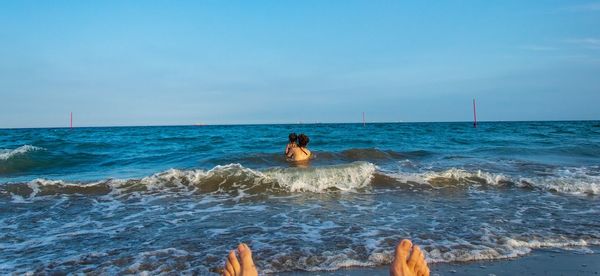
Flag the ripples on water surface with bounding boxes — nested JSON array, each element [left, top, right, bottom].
[[1, 121, 600, 274]]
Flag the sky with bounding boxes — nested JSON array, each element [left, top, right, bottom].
[[1, 1, 599, 128]]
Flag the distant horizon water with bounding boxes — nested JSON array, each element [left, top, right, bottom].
[[2, 118, 600, 130]]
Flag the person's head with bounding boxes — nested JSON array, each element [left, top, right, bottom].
[[297, 134, 309, 147], [288, 133, 297, 143]]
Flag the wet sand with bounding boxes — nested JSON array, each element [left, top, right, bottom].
[[278, 247, 600, 275]]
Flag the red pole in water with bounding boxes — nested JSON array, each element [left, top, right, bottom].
[[473, 98, 477, 128], [362, 112, 365, 127], [70, 112, 73, 129]]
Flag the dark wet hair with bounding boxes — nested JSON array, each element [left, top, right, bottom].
[[297, 134, 309, 147], [288, 133, 297, 143]]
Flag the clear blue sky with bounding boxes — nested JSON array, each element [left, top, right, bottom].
[[1, 1, 599, 128]]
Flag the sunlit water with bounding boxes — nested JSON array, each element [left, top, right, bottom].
[[1, 121, 600, 274]]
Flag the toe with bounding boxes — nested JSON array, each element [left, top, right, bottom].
[[391, 239, 413, 276], [238, 243, 255, 266], [395, 239, 413, 261], [422, 265, 430, 276], [416, 265, 424, 276], [407, 245, 423, 270], [416, 257, 429, 276], [225, 258, 234, 276], [228, 250, 240, 274], [238, 243, 258, 275]]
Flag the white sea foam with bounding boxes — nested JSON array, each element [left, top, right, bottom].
[[424, 168, 511, 186], [265, 162, 376, 192], [386, 168, 512, 187], [134, 162, 376, 193], [519, 167, 600, 195], [125, 248, 194, 274], [6, 164, 599, 200], [0, 145, 43, 160], [4, 162, 377, 200], [426, 237, 600, 264], [385, 166, 600, 195]]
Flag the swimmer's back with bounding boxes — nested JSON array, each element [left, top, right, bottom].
[[289, 147, 311, 161]]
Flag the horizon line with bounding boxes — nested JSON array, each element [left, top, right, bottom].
[[1, 119, 599, 130]]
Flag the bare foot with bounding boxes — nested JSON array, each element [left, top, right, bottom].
[[223, 243, 258, 276], [390, 239, 430, 276]]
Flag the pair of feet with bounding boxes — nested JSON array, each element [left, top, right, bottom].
[[223, 239, 430, 276]]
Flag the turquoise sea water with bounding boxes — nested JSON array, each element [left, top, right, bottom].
[[1, 121, 599, 274]]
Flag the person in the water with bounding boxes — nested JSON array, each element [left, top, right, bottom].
[[222, 239, 430, 276], [284, 132, 297, 156], [286, 133, 311, 161]]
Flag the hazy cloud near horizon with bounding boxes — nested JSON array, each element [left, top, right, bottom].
[[1, 1, 599, 128]]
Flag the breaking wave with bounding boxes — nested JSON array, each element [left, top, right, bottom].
[[2, 164, 599, 200], [385, 167, 600, 196], [386, 168, 513, 187], [266, 162, 376, 192], [518, 167, 600, 196], [0, 145, 107, 176], [1, 162, 377, 199], [0, 145, 44, 160]]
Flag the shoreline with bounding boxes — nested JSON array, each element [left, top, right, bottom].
[[277, 247, 600, 275]]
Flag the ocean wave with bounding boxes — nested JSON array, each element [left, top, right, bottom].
[[518, 167, 600, 196], [424, 237, 600, 264], [386, 167, 600, 196], [266, 162, 376, 192], [0, 147, 107, 176], [385, 168, 513, 187], [2, 164, 599, 200], [1, 162, 377, 199], [0, 145, 44, 160]]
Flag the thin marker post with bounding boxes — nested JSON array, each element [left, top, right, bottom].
[[362, 112, 365, 127], [473, 99, 477, 128]]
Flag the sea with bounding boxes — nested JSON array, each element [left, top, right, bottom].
[[1, 121, 599, 274]]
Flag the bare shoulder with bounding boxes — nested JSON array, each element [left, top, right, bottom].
[[289, 146, 302, 155]]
